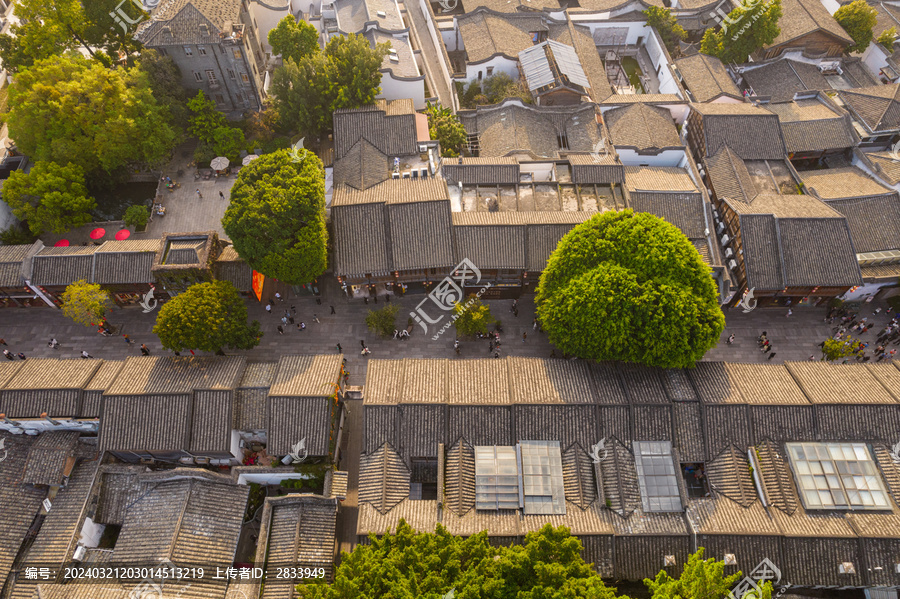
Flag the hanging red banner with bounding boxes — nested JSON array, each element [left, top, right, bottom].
[[252, 270, 265, 301]]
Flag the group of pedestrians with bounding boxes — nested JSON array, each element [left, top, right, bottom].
[[828, 305, 899, 362]]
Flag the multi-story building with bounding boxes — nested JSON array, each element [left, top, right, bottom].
[[136, 0, 267, 114]]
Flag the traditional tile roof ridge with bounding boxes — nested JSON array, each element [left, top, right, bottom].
[[864, 151, 900, 185], [332, 178, 449, 206], [623, 166, 699, 193], [691, 102, 762, 115], [800, 166, 894, 200], [444, 439, 476, 516], [704, 445, 757, 507], [599, 94, 686, 104], [562, 444, 597, 511], [451, 211, 595, 225], [2, 358, 101, 390], [358, 443, 410, 515], [839, 83, 900, 132], [604, 104, 682, 150], [103, 356, 246, 395], [673, 53, 742, 102], [726, 192, 843, 218], [267, 354, 343, 397], [742, 59, 829, 103], [783, 361, 899, 404], [695, 104, 788, 160], [95, 239, 161, 253], [768, 0, 853, 48], [21, 431, 82, 487], [706, 145, 757, 203]]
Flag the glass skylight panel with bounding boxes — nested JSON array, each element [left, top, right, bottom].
[[786, 442, 890, 511], [520, 440, 566, 515], [475, 446, 520, 510], [633, 441, 683, 513]]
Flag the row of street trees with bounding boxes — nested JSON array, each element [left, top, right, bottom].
[[298, 521, 775, 599]]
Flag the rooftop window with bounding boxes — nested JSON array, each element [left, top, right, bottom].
[[634, 441, 683, 512], [474, 441, 566, 515], [786, 442, 889, 510]]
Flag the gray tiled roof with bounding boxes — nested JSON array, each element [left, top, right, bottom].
[[358, 443, 410, 514], [839, 83, 900, 133], [0, 359, 102, 418], [766, 98, 857, 154], [334, 0, 404, 33], [864, 151, 900, 185], [332, 200, 391, 276], [333, 102, 420, 161], [458, 102, 602, 159], [453, 218, 526, 269], [268, 355, 343, 397], [693, 104, 787, 159], [777, 218, 862, 287], [768, 0, 853, 49], [826, 194, 900, 253], [785, 362, 899, 404], [742, 59, 829, 103], [103, 356, 245, 395], [457, 10, 545, 62], [31, 246, 96, 287], [138, 0, 240, 45], [605, 104, 682, 150], [367, 30, 420, 80], [0, 244, 33, 288], [387, 200, 454, 270], [22, 431, 80, 486], [93, 240, 159, 285], [442, 157, 520, 185], [112, 473, 248, 564], [333, 138, 390, 190], [673, 54, 742, 102], [801, 166, 893, 200], [214, 245, 252, 292], [256, 495, 339, 591], [706, 146, 757, 203], [740, 214, 785, 291], [628, 192, 706, 239]]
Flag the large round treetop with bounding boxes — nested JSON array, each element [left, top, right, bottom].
[[535, 210, 724, 369], [222, 149, 327, 285]]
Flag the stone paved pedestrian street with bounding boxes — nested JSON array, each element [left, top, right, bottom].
[[0, 278, 893, 385]]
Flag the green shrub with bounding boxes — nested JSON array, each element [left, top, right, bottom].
[[123, 204, 150, 230]]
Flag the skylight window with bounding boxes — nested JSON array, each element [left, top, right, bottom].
[[474, 441, 566, 514], [786, 442, 890, 510], [475, 446, 520, 510], [520, 441, 565, 515], [634, 441, 683, 512]]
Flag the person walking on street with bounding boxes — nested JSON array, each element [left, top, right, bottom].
[[16, 352, 25, 360], [123, 334, 132, 345], [275, 292, 282, 302], [0, 339, 6, 346], [49, 338, 59, 350], [2, 349, 12, 360], [361, 340, 366, 349], [361, 346, 371, 356], [767, 352, 777, 360], [336, 343, 343, 353], [281, 315, 288, 325], [330, 305, 336, 315], [265, 304, 272, 314], [786, 309, 793, 317], [533, 319, 538, 331], [219, 191, 225, 200], [523, 331, 527, 343], [313, 314, 320, 323], [298, 322, 306, 330], [727, 334, 735, 344], [140, 344, 150, 356], [196, 189, 202, 199], [277, 325, 284, 335], [81, 351, 93, 359]]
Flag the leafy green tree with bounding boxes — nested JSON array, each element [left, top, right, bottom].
[[2, 161, 95, 235], [211, 126, 247, 162], [268, 16, 320, 64], [222, 149, 328, 285], [138, 50, 191, 131], [0, 20, 72, 75], [0, 225, 37, 246], [426, 102, 467, 157], [453, 295, 495, 337], [3, 55, 176, 176], [877, 26, 898, 48], [153, 281, 262, 354], [61, 280, 113, 327], [835, 0, 879, 52], [188, 90, 228, 144], [269, 34, 388, 140], [299, 521, 624, 599], [535, 210, 724, 369], [643, 7, 688, 57], [700, 0, 782, 64], [481, 72, 531, 105], [365, 304, 400, 338], [822, 335, 859, 362], [123, 205, 150, 230], [645, 548, 773, 599]]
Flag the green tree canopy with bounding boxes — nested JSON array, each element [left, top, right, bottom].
[[643, 7, 687, 57], [153, 281, 262, 354], [365, 304, 400, 338], [0, 0, 145, 73], [822, 335, 860, 361], [877, 26, 898, 48], [299, 521, 624, 599], [138, 50, 191, 132], [700, 0, 782, 64], [535, 210, 724, 369], [645, 548, 773, 599], [835, 0, 879, 52], [3, 55, 176, 176], [453, 295, 496, 337], [426, 102, 467, 157], [222, 149, 328, 285], [2, 161, 95, 235], [270, 34, 388, 140], [61, 280, 113, 327], [123, 204, 150, 230], [268, 16, 320, 64], [188, 90, 229, 144]]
